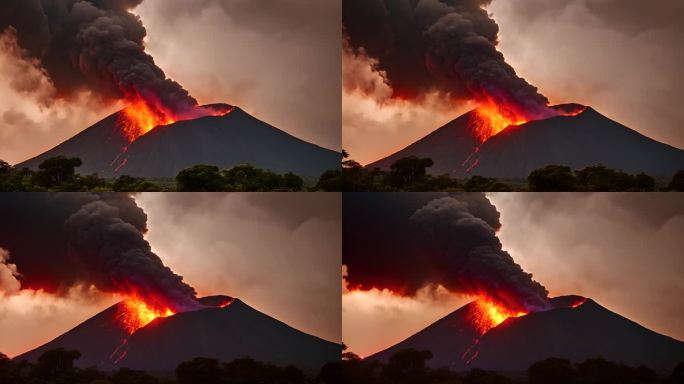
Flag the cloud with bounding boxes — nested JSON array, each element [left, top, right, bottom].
[[0, 248, 20, 296], [136, 193, 341, 344]]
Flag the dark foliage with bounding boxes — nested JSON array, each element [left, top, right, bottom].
[[340, 151, 680, 191], [0, 348, 322, 384], [340, 348, 680, 384], [0, 157, 337, 191]]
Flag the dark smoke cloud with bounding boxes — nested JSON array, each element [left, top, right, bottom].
[[343, 193, 550, 312], [0, 193, 199, 312], [0, 0, 199, 116], [343, 0, 555, 119]]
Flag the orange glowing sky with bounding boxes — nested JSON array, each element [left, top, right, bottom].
[[0, 193, 341, 357], [342, 193, 684, 357], [0, 0, 340, 165], [342, 0, 684, 165]]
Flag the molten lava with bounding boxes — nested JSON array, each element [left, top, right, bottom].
[[469, 298, 527, 335], [569, 297, 588, 308], [116, 297, 174, 335], [470, 103, 528, 143], [118, 98, 235, 143], [469, 102, 588, 143], [120, 100, 176, 142]]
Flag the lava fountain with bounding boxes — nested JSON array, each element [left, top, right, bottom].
[[468, 298, 528, 335], [469, 101, 588, 143], [118, 97, 235, 143], [116, 296, 175, 335]]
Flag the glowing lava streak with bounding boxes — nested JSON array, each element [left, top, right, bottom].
[[469, 298, 527, 335], [469, 102, 588, 143], [469, 102, 528, 143], [120, 100, 176, 143], [116, 297, 174, 335]]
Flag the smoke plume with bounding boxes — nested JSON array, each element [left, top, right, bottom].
[[0, 193, 200, 312], [342, 0, 556, 119], [0, 0, 201, 118], [343, 193, 550, 313]]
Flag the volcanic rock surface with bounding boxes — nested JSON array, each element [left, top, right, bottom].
[[368, 105, 684, 178], [15, 295, 340, 373], [18, 105, 340, 178], [367, 296, 684, 372]]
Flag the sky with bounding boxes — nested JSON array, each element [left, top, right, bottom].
[[0, 192, 341, 358], [342, 193, 684, 357], [0, 0, 341, 165], [342, 0, 684, 165]]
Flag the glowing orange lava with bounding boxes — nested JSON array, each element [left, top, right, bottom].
[[116, 297, 174, 335], [469, 102, 588, 143], [120, 100, 176, 143], [470, 103, 528, 143], [469, 298, 527, 335], [569, 297, 588, 308]]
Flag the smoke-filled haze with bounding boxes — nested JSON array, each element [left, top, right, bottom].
[[0, 0, 340, 164], [0, 193, 341, 357], [343, 193, 684, 357], [343, 0, 684, 165]]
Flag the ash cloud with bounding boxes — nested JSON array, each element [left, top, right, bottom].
[[0, 193, 199, 312], [343, 193, 550, 312], [343, 0, 555, 118], [0, 0, 198, 116]]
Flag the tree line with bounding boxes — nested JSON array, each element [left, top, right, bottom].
[[341, 347, 684, 384], [0, 156, 342, 192], [0, 348, 340, 384], [341, 152, 684, 192]]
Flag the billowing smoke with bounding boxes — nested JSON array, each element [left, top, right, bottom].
[[343, 193, 550, 313], [0, 193, 200, 312], [342, 0, 556, 120], [0, 0, 202, 119]]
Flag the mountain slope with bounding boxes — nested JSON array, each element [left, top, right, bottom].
[[367, 105, 684, 178], [18, 106, 340, 178], [367, 296, 684, 372], [15, 296, 340, 372]]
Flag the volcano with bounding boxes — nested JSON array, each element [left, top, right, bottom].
[[15, 295, 340, 373], [17, 105, 340, 178], [367, 296, 684, 372], [368, 105, 684, 178]]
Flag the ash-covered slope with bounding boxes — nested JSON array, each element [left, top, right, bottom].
[[16, 296, 340, 372], [18, 105, 340, 178], [367, 296, 684, 372], [367, 105, 684, 178]]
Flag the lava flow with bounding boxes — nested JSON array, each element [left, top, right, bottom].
[[116, 297, 175, 335], [469, 102, 588, 143], [468, 298, 527, 336], [119, 99, 234, 143]]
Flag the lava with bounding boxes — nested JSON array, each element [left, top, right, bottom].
[[120, 100, 176, 143], [116, 297, 175, 335], [469, 298, 527, 335], [118, 99, 235, 143], [469, 102, 588, 143], [469, 102, 529, 143], [569, 297, 588, 308]]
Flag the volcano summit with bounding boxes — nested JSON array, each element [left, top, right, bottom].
[[16, 295, 340, 373], [18, 104, 340, 179], [368, 295, 684, 372], [368, 104, 684, 178]]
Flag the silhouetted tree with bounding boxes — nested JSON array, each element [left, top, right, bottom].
[[176, 357, 223, 384], [34, 348, 81, 381], [315, 169, 342, 191], [176, 164, 225, 191], [385, 156, 434, 189], [669, 170, 684, 191], [464, 176, 512, 192], [575, 165, 634, 191], [528, 165, 578, 191], [0, 160, 10, 174], [528, 358, 577, 384], [634, 172, 656, 191], [33, 156, 82, 188]]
